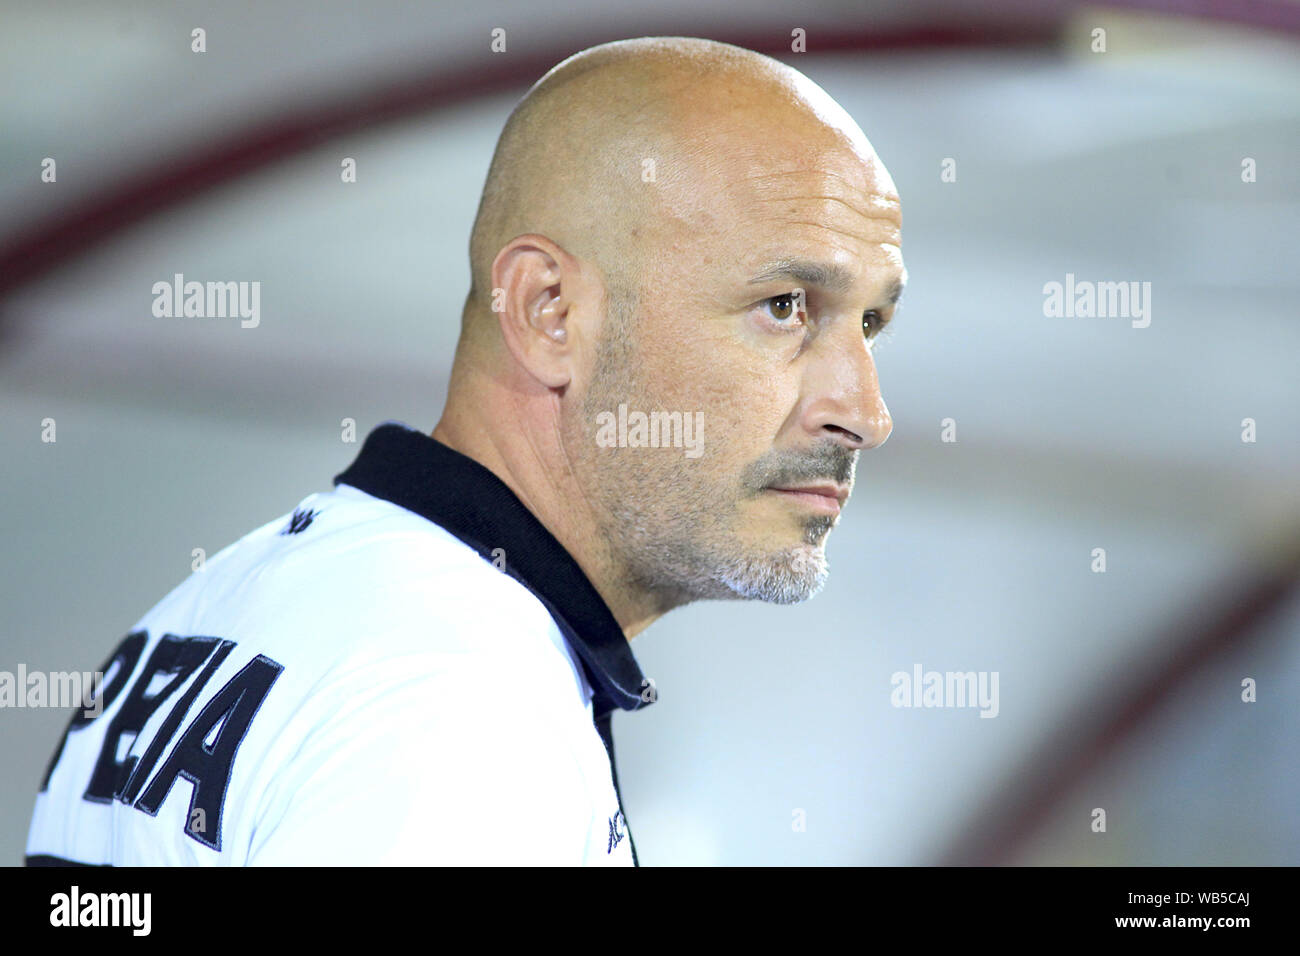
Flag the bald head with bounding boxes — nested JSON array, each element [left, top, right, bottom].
[[462, 36, 892, 335]]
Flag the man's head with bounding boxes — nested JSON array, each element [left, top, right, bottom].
[[439, 37, 904, 629]]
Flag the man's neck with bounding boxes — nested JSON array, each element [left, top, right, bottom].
[[431, 409, 666, 640]]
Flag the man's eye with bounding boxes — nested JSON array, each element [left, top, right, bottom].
[[863, 310, 885, 339], [764, 293, 802, 323]]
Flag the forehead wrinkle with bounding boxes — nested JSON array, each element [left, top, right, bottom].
[[743, 165, 891, 198], [751, 192, 894, 223], [740, 157, 896, 200], [736, 175, 901, 232], [756, 217, 901, 247]]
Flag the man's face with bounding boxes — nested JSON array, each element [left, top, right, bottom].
[[572, 110, 904, 608]]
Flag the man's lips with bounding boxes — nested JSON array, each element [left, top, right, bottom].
[[765, 484, 848, 516]]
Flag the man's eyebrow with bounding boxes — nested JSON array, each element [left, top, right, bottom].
[[746, 258, 855, 294], [747, 258, 907, 307], [885, 275, 906, 306]]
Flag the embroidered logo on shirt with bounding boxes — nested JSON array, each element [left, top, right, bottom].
[[280, 508, 317, 535], [607, 810, 626, 853]]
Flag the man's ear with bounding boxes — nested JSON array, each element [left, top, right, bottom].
[[490, 234, 588, 390]]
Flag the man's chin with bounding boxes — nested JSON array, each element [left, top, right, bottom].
[[712, 541, 829, 604]]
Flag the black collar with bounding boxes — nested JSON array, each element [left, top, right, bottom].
[[333, 422, 651, 717]]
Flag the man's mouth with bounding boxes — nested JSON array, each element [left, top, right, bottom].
[[765, 483, 847, 516]]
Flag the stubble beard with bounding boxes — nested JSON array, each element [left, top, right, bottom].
[[575, 292, 846, 608]]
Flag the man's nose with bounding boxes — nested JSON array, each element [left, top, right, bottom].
[[800, 323, 893, 450]]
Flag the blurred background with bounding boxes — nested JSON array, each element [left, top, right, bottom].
[[2, 0, 1298, 866]]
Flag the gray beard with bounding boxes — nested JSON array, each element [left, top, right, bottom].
[[712, 537, 832, 604], [600, 487, 835, 607], [578, 287, 848, 608]]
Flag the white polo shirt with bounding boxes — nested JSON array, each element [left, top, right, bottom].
[[27, 422, 652, 866]]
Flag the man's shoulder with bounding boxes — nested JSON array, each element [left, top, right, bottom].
[[135, 482, 585, 687], [113, 486, 598, 749]]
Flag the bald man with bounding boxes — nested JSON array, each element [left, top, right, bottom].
[[27, 37, 903, 867]]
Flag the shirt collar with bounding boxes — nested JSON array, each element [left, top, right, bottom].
[[333, 421, 652, 717]]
